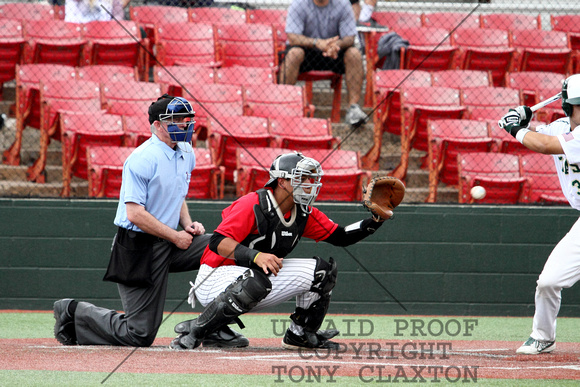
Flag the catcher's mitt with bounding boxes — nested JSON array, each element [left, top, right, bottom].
[[362, 176, 405, 221]]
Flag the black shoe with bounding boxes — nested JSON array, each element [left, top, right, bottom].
[[282, 329, 340, 350], [202, 326, 249, 348], [169, 333, 202, 350], [316, 329, 340, 340], [53, 299, 77, 346]]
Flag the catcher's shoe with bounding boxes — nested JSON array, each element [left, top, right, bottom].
[[174, 319, 249, 348], [316, 329, 340, 340], [202, 326, 249, 348], [516, 337, 556, 355], [282, 329, 340, 350], [53, 299, 77, 346], [169, 332, 202, 350]]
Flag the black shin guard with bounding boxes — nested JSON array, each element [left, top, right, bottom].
[[172, 269, 271, 349]]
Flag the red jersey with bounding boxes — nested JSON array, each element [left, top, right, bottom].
[[201, 191, 339, 268]]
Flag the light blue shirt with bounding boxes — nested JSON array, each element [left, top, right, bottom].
[[114, 135, 196, 232], [285, 0, 357, 40]]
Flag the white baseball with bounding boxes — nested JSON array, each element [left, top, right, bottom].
[[471, 186, 486, 200]]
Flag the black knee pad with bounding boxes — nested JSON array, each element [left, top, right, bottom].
[[310, 256, 338, 295], [225, 268, 272, 313]]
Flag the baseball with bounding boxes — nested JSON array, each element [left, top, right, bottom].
[[471, 186, 486, 200]]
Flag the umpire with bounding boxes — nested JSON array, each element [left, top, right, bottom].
[[52, 95, 231, 347]]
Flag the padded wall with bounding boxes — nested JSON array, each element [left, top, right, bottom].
[[0, 199, 578, 316]]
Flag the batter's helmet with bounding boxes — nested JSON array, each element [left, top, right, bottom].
[[148, 94, 196, 143], [265, 152, 323, 213], [562, 74, 580, 117]]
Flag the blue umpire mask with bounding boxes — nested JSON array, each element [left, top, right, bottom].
[[158, 97, 196, 143]]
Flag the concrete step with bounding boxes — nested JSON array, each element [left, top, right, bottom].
[[0, 164, 63, 182], [0, 179, 88, 197]]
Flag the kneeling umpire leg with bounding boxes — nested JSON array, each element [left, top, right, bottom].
[[171, 269, 271, 350], [290, 257, 338, 346]]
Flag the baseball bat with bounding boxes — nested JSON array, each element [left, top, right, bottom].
[[530, 92, 562, 112]]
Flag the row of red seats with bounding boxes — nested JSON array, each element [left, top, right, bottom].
[[1, 64, 329, 191], [458, 152, 566, 205], [363, 26, 576, 106], [88, 143, 368, 203], [364, 69, 566, 174], [425, 119, 553, 203]]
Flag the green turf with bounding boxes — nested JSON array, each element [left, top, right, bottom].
[[2, 312, 579, 343], [0, 370, 578, 386]]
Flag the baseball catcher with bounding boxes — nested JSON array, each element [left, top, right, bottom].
[[170, 152, 399, 350]]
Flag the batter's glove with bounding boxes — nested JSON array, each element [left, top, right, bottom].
[[362, 176, 405, 221], [498, 106, 533, 137]]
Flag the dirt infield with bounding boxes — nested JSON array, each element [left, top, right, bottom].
[[2, 338, 579, 382]]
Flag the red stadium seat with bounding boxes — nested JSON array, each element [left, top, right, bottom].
[[60, 112, 124, 196], [121, 113, 151, 147], [451, 28, 514, 86], [363, 69, 432, 170], [188, 6, 246, 24], [426, 119, 494, 202], [81, 20, 149, 80], [244, 83, 314, 118], [87, 145, 135, 198], [215, 65, 275, 86], [153, 64, 215, 96], [207, 115, 271, 182], [22, 19, 86, 66], [480, 13, 541, 31], [0, 19, 25, 100], [551, 15, 580, 72], [520, 153, 567, 204], [510, 29, 572, 74], [504, 71, 564, 107], [155, 22, 220, 67], [397, 27, 457, 71], [421, 12, 481, 31], [129, 5, 188, 52], [458, 152, 527, 204], [76, 64, 139, 83], [3, 64, 76, 165], [246, 8, 287, 52], [215, 23, 278, 68], [27, 79, 103, 184], [269, 116, 338, 150], [431, 70, 492, 89], [391, 87, 466, 182], [100, 81, 162, 112], [187, 147, 225, 200], [180, 83, 244, 140], [0, 2, 56, 21], [461, 86, 521, 120]]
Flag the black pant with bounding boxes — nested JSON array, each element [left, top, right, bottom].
[[74, 232, 211, 346]]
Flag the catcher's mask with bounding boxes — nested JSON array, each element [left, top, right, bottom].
[[562, 74, 580, 117], [265, 152, 323, 213], [149, 95, 196, 143]]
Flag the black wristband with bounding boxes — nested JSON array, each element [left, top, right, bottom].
[[360, 217, 384, 234], [234, 244, 259, 268]]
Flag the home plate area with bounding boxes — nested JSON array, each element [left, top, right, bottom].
[[3, 337, 580, 382]]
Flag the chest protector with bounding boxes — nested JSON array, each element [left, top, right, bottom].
[[241, 189, 309, 257]]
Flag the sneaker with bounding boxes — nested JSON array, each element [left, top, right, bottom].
[[356, 18, 389, 32], [345, 104, 368, 127], [516, 337, 556, 355], [53, 299, 77, 346], [282, 329, 340, 350], [202, 326, 249, 348]]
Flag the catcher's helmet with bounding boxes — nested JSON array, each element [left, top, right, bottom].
[[265, 152, 323, 213], [562, 74, 580, 117], [148, 94, 196, 143]]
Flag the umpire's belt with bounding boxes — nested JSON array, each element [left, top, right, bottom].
[[117, 227, 165, 245]]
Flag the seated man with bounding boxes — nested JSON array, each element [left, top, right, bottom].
[[170, 152, 393, 350], [278, 0, 367, 127]]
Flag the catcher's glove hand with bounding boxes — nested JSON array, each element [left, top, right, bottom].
[[362, 176, 405, 221]]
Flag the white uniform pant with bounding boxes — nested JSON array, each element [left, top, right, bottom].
[[531, 217, 580, 342], [194, 258, 320, 312]]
